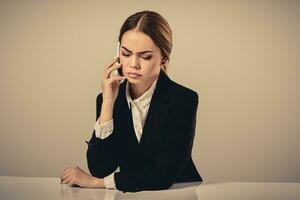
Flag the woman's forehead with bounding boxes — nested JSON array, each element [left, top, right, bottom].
[[121, 30, 160, 52]]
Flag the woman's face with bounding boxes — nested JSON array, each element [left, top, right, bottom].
[[119, 29, 163, 85]]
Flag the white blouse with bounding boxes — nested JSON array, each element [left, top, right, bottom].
[[93, 77, 158, 189]]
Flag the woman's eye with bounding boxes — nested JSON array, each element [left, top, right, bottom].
[[142, 56, 152, 60], [122, 53, 130, 57], [121, 53, 151, 60]]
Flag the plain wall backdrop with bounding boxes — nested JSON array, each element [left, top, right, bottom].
[[0, 0, 299, 182]]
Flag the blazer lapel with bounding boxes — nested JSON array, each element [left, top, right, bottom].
[[116, 82, 138, 145], [117, 69, 173, 151], [139, 69, 173, 151]]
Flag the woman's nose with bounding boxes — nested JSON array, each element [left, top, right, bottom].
[[129, 55, 140, 69]]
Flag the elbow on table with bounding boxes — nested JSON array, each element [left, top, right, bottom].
[[86, 155, 106, 178], [146, 177, 175, 191], [156, 181, 174, 190]]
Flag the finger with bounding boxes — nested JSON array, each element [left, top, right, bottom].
[[61, 166, 75, 175], [104, 57, 118, 70], [68, 178, 78, 187], [61, 168, 71, 177], [62, 170, 73, 182], [64, 175, 73, 185], [107, 76, 127, 85], [69, 179, 75, 187], [103, 62, 122, 80], [60, 168, 70, 181], [60, 168, 72, 180], [61, 168, 76, 183]]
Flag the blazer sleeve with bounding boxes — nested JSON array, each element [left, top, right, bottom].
[[114, 92, 199, 192], [86, 93, 119, 178]]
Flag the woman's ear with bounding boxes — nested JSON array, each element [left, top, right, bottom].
[[160, 56, 168, 67]]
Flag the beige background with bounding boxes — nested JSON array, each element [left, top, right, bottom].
[[0, 0, 299, 182]]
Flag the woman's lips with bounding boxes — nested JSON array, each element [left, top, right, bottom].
[[127, 72, 142, 79]]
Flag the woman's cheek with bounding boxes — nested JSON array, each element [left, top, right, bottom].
[[119, 58, 128, 69]]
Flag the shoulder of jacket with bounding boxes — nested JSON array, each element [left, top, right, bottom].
[[171, 80, 199, 102]]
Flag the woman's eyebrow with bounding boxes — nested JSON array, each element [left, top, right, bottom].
[[121, 46, 153, 54]]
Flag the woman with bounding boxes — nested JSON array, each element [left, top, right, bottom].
[[60, 10, 202, 192]]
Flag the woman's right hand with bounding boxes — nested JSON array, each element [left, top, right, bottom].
[[101, 57, 126, 105]]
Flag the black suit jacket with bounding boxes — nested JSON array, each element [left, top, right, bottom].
[[86, 69, 202, 192]]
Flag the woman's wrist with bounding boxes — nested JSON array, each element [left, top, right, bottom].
[[99, 101, 114, 124], [102, 99, 114, 108], [90, 176, 105, 188]]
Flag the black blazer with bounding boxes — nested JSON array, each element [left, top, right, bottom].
[[86, 69, 202, 192]]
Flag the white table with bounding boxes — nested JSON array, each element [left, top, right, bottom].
[[0, 176, 299, 200]]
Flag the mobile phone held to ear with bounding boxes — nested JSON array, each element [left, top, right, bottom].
[[110, 42, 124, 83], [115, 42, 123, 76]]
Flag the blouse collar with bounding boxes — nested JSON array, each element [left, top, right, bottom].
[[125, 77, 158, 109]]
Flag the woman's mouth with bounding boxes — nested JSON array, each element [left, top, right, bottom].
[[127, 72, 142, 79]]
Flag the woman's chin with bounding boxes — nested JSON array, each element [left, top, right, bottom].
[[127, 80, 139, 85], [126, 77, 142, 84]]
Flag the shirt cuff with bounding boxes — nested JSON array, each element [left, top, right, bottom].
[[104, 166, 120, 190], [94, 119, 114, 139], [104, 172, 116, 189]]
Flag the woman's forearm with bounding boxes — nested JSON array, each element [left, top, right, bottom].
[[98, 101, 114, 124]]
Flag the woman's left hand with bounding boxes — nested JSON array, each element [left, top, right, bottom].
[[60, 166, 105, 188]]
